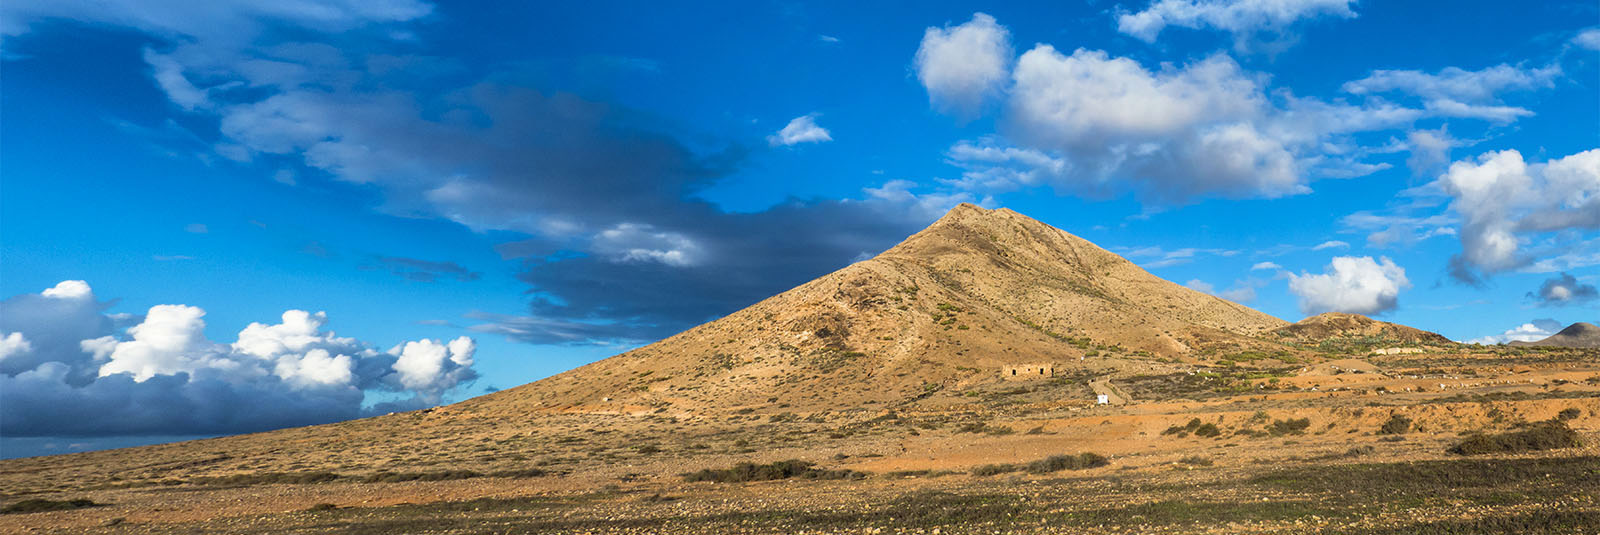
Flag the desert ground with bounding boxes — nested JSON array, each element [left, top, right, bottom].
[[2, 344, 1595, 534]]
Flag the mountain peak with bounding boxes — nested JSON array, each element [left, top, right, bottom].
[[452, 204, 1292, 416]]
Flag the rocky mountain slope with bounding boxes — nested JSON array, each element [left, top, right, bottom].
[[449, 204, 1291, 418]]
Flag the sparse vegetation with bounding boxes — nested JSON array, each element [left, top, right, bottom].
[[1268, 418, 1311, 436], [1378, 414, 1412, 435], [682, 460, 866, 483], [1447, 421, 1582, 455], [1, 498, 98, 514]]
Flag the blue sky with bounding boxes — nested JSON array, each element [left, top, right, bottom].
[[2, 0, 1597, 457]]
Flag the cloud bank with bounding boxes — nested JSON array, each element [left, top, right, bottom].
[[0, 281, 477, 436]]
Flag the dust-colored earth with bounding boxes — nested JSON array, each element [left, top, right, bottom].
[[2, 205, 1596, 534]]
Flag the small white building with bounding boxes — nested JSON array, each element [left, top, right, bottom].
[[1096, 394, 1109, 405]]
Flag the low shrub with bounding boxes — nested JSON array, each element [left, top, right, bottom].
[[1558, 408, 1582, 421], [1448, 421, 1582, 455], [2, 498, 98, 514], [682, 460, 866, 483], [1024, 453, 1109, 474], [1268, 418, 1311, 436], [1378, 414, 1412, 435], [970, 463, 1019, 476]]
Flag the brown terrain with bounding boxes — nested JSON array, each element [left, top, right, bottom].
[[2, 204, 1596, 534]]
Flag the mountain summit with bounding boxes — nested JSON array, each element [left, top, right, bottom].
[[452, 204, 1290, 416]]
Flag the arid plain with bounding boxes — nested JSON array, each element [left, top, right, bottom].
[[3, 205, 1595, 534]]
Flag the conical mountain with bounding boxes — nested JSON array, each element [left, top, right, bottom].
[[451, 204, 1289, 417], [1510, 322, 1600, 348]]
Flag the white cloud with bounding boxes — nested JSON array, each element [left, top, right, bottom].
[[767, 114, 833, 147], [1250, 261, 1282, 271], [0, 280, 480, 436], [1466, 318, 1562, 345], [1342, 64, 1558, 124], [40, 280, 93, 300], [1576, 28, 1600, 51], [0, 332, 32, 362], [592, 223, 705, 267], [143, 49, 208, 110], [391, 337, 475, 393], [1185, 278, 1257, 302], [1287, 256, 1410, 315], [923, 14, 1561, 205], [1116, 0, 1357, 50], [1435, 148, 1600, 280], [1007, 47, 1304, 200], [1311, 240, 1349, 250], [861, 179, 989, 221], [1118, 245, 1240, 268], [1405, 127, 1456, 176], [1184, 279, 1216, 294], [914, 13, 1012, 118], [98, 305, 224, 382], [1343, 64, 1559, 103], [1219, 286, 1257, 302]]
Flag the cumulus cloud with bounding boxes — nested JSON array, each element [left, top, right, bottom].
[[914, 13, 1012, 118], [915, 14, 1558, 206], [767, 114, 832, 147], [1005, 48, 1307, 201], [1287, 256, 1410, 315], [1466, 318, 1562, 345], [1435, 148, 1600, 282], [1116, 0, 1357, 51], [1529, 273, 1599, 306], [0, 281, 478, 437]]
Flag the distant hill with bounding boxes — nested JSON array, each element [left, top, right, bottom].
[[1273, 312, 1452, 345], [1509, 322, 1600, 348]]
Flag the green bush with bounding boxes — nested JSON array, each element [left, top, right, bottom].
[[1557, 408, 1581, 421], [1448, 421, 1582, 455]]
